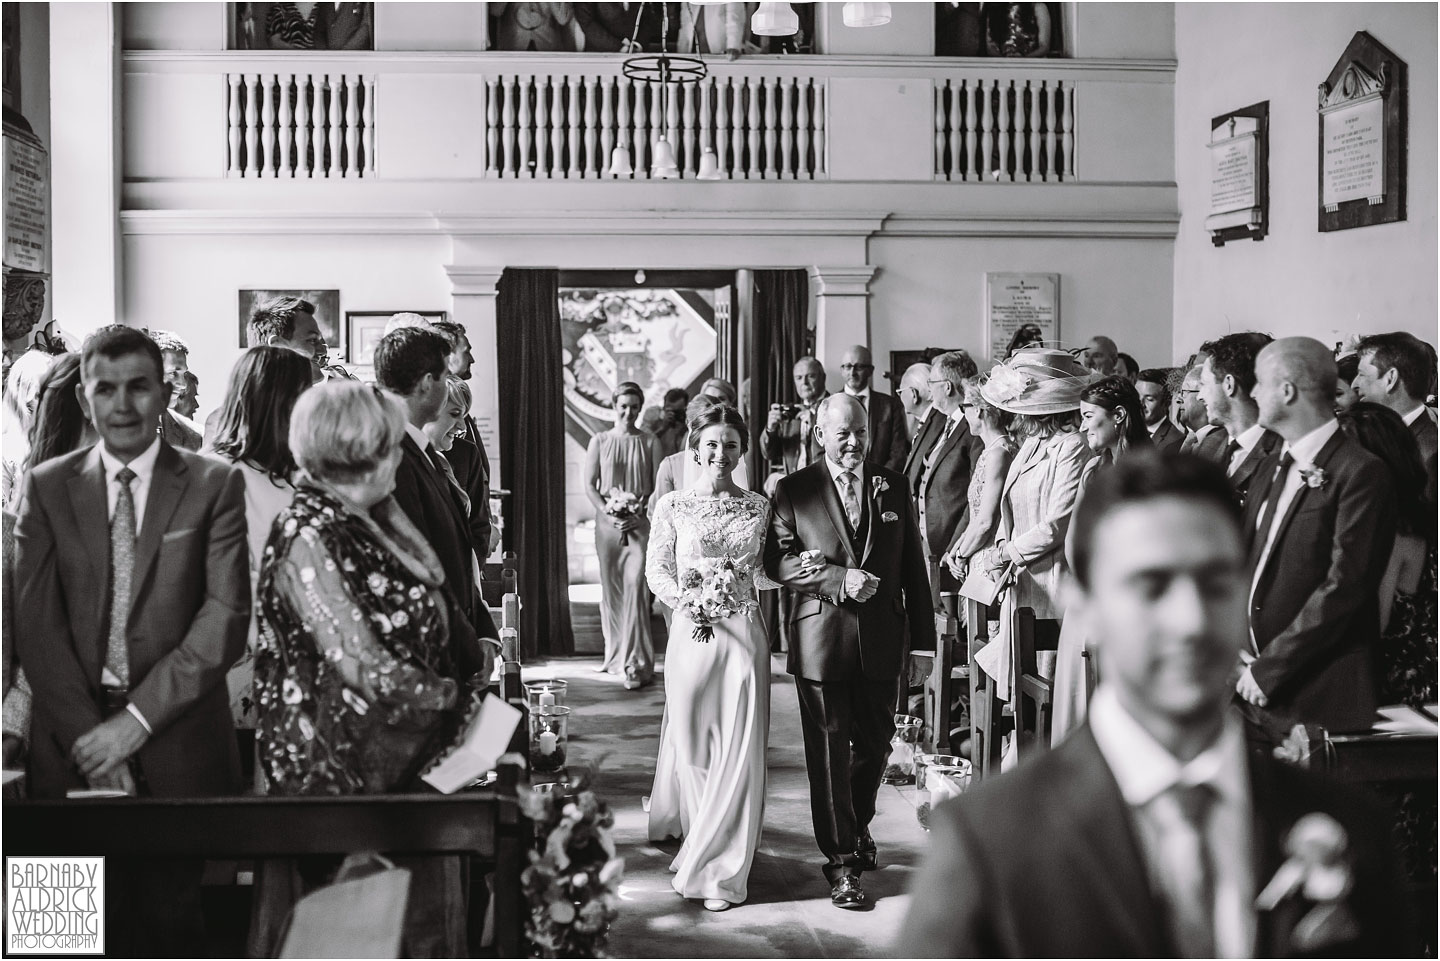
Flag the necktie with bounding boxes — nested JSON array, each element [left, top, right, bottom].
[[107, 467, 137, 687], [1248, 452, 1294, 570], [945, 417, 958, 441], [1223, 439, 1242, 471], [1158, 783, 1218, 958], [429, 447, 470, 513], [799, 409, 813, 468], [840, 471, 861, 532]]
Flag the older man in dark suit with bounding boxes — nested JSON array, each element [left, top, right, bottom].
[[898, 362, 943, 493], [839, 344, 909, 472], [1237, 338, 1396, 734], [15, 326, 250, 950], [763, 394, 933, 911], [376, 327, 497, 681], [899, 452, 1412, 957], [1198, 332, 1282, 505], [1353, 331, 1437, 504], [915, 350, 984, 586]]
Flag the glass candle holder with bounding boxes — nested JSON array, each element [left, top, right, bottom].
[[882, 714, 925, 784], [524, 679, 569, 715], [529, 706, 570, 774], [915, 754, 972, 831]]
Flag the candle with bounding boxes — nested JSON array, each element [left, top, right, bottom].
[[539, 691, 556, 710], [539, 730, 558, 755]]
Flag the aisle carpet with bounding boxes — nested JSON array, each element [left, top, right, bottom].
[[525, 656, 930, 959]]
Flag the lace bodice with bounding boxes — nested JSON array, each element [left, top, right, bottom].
[[646, 489, 780, 610]]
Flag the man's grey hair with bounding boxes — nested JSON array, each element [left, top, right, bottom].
[[384, 312, 434, 335], [931, 350, 979, 390]]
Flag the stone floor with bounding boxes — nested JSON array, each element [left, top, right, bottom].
[[525, 656, 931, 959]]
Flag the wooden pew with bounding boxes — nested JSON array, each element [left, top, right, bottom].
[[915, 592, 961, 754], [965, 596, 1004, 781], [4, 776, 530, 958]]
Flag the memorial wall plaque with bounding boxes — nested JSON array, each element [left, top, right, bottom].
[[1205, 103, 1269, 246], [3, 122, 48, 274], [986, 273, 1058, 363], [1318, 32, 1406, 232]]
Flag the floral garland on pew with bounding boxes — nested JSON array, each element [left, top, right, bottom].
[[519, 775, 624, 958]]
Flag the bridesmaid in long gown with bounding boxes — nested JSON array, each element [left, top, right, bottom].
[[646, 404, 779, 911], [585, 381, 660, 689]]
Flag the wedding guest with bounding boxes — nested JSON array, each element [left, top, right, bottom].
[[15, 326, 249, 952], [1052, 376, 1151, 739], [972, 349, 1093, 712], [914, 350, 984, 587], [1083, 335, 1119, 376], [585, 381, 659, 689], [145, 333, 203, 451], [1116, 351, 1139, 383], [206, 346, 313, 734], [1352, 332, 1438, 503], [941, 376, 1016, 585], [2, 508, 27, 777], [700, 377, 738, 405], [1136, 368, 1185, 453], [432, 319, 499, 562], [1196, 334, 1279, 491], [176, 371, 200, 419], [376, 327, 496, 683], [251, 380, 467, 956], [899, 451, 1413, 958], [1334, 354, 1362, 413], [652, 395, 751, 510], [761, 356, 829, 488], [898, 363, 943, 494], [1006, 324, 1046, 357], [840, 344, 909, 472], [1240, 338, 1396, 734], [1178, 365, 1213, 435], [647, 403, 778, 911], [248, 296, 325, 382], [678, 1, 750, 57], [1, 348, 59, 507], [646, 387, 691, 460]]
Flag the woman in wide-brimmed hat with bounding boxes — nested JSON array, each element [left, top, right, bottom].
[[971, 349, 1096, 763]]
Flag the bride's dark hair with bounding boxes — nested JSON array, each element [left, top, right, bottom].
[[687, 403, 749, 455]]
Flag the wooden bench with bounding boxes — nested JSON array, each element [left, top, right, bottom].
[[4, 776, 530, 957], [965, 597, 1004, 781]]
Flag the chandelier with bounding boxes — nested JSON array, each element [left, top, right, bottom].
[[612, 2, 709, 180]]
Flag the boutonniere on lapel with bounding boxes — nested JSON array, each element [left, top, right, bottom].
[[870, 476, 890, 500], [1255, 813, 1360, 952], [880, 511, 899, 523], [1298, 465, 1328, 489]]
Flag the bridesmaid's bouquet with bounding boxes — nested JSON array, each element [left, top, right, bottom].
[[677, 558, 758, 642], [603, 488, 644, 546]]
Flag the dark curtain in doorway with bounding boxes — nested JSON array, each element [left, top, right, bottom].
[[496, 268, 575, 658], [747, 269, 809, 485]]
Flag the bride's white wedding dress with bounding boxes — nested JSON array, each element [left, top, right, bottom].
[[645, 488, 778, 905]]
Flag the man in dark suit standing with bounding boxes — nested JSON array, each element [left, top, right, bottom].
[[1137, 368, 1186, 453], [763, 395, 934, 910], [1237, 338, 1396, 734], [915, 351, 984, 586], [899, 452, 1412, 957], [839, 344, 909, 472], [375, 327, 495, 682], [1197, 332, 1282, 504], [15, 326, 250, 949], [898, 362, 944, 494], [1353, 331, 1437, 504], [433, 320, 500, 562]]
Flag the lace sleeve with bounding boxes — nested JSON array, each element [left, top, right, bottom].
[[645, 492, 682, 608], [275, 528, 456, 714], [749, 496, 783, 592]]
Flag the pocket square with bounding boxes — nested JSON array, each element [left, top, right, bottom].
[[162, 527, 198, 542], [881, 511, 899, 523]]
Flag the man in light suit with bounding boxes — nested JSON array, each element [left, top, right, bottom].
[[763, 395, 934, 910], [1238, 337, 1396, 734], [1137, 367, 1187, 453], [839, 344, 910, 472], [898, 362, 943, 494], [915, 351, 984, 588], [1353, 331, 1437, 505], [15, 326, 250, 950], [899, 452, 1412, 957], [1198, 332, 1282, 505], [760, 355, 829, 488]]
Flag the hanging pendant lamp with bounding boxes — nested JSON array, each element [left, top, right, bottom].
[[752, 2, 799, 37], [843, 2, 892, 27]]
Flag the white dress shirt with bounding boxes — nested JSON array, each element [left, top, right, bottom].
[[1250, 419, 1339, 599], [1402, 404, 1426, 427], [1228, 423, 1267, 476], [97, 438, 163, 732], [1089, 686, 1255, 958], [844, 386, 872, 410]]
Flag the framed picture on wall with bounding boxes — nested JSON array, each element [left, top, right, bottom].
[[238, 288, 340, 349], [345, 310, 447, 365]]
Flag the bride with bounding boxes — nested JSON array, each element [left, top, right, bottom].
[[645, 403, 778, 911]]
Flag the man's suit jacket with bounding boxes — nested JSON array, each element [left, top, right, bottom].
[[1230, 428, 1283, 508], [1245, 430, 1395, 733], [897, 723, 1412, 957], [392, 434, 491, 672], [443, 432, 493, 562], [762, 462, 935, 684], [14, 443, 250, 798], [1149, 418, 1187, 454], [859, 389, 910, 473], [1181, 423, 1229, 462], [903, 407, 945, 493], [760, 394, 826, 474], [916, 417, 985, 557], [1411, 412, 1437, 505]]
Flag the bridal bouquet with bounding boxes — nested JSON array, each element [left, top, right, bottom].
[[603, 488, 644, 546], [677, 557, 758, 642]]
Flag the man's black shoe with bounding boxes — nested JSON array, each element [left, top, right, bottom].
[[830, 875, 872, 910], [856, 831, 877, 871]]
